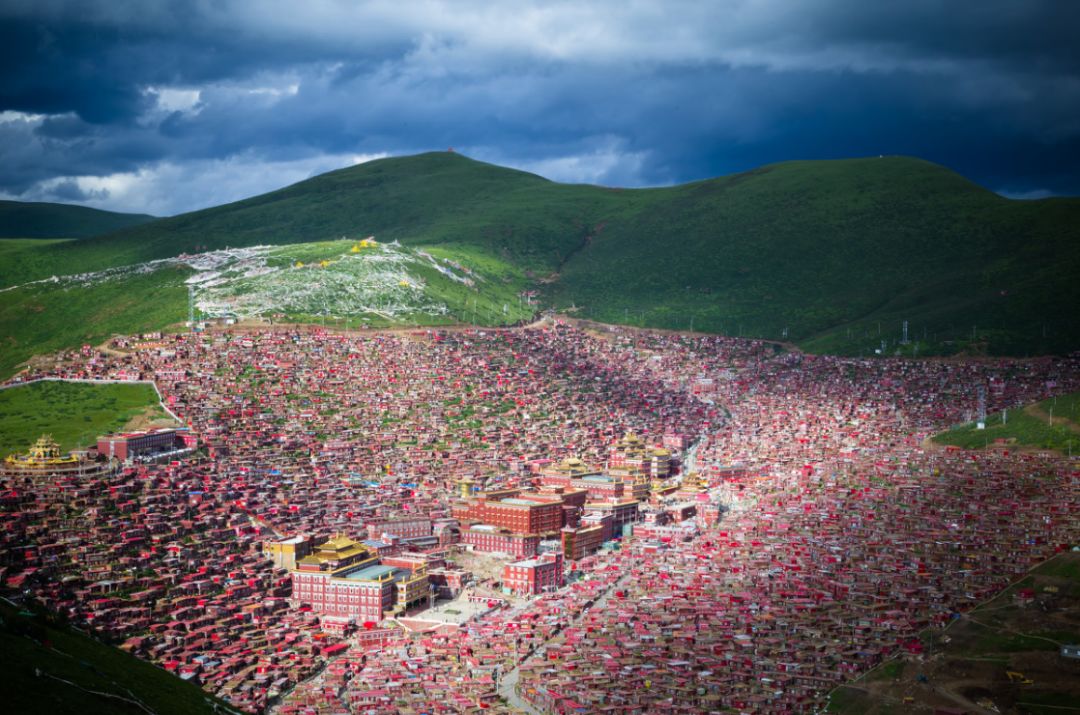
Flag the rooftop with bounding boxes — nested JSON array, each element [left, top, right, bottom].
[[510, 558, 543, 568], [344, 565, 397, 581], [501, 497, 540, 506]]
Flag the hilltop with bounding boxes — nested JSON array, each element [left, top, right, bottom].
[[1, 151, 1079, 377], [0, 200, 156, 239], [1, 152, 606, 280]]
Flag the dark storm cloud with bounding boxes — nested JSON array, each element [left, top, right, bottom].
[[0, 0, 1077, 214], [44, 178, 109, 203]]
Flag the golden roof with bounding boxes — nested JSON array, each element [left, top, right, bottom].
[[5, 435, 80, 468], [30, 435, 62, 460], [298, 534, 376, 567], [321, 535, 359, 551], [678, 472, 706, 493]]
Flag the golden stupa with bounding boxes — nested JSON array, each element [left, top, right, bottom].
[[2, 435, 111, 480]]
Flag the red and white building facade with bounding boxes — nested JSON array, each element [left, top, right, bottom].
[[503, 552, 564, 596], [462, 525, 541, 558], [289, 536, 429, 630]]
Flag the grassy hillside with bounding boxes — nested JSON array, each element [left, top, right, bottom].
[[0, 237, 74, 257], [553, 157, 1080, 356], [0, 200, 156, 239], [0, 599, 232, 715], [0, 238, 532, 378], [0, 260, 190, 378], [933, 390, 1080, 453], [0, 380, 172, 458], [1, 152, 1078, 376]]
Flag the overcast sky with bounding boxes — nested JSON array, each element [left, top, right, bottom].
[[1, 0, 1077, 216]]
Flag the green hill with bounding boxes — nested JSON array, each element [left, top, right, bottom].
[[0, 152, 611, 282], [555, 157, 1080, 357], [1, 151, 1079, 378], [0, 200, 156, 239], [0, 598, 232, 715]]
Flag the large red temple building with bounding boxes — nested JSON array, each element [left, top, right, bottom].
[[462, 525, 541, 558], [96, 427, 197, 462], [452, 488, 564, 535], [289, 536, 430, 630]]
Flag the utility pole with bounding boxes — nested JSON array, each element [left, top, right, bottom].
[[188, 285, 196, 330]]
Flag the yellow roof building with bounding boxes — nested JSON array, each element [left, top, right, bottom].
[[296, 535, 378, 575]]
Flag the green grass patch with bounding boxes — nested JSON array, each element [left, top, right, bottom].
[[0, 238, 76, 290], [826, 685, 876, 714], [0, 237, 75, 258], [1041, 392, 1080, 425], [0, 599, 228, 715], [968, 630, 1061, 654], [0, 380, 168, 457], [1032, 630, 1080, 644], [932, 390, 1080, 452], [1034, 557, 1080, 581], [866, 659, 905, 682]]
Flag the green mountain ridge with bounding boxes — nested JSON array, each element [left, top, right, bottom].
[[0, 200, 157, 239], [1, 151, 1078, 378]]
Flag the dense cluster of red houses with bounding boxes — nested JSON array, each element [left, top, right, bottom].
[[1, 321, 1077, 714]]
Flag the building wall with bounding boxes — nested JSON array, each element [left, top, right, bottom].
[[587, 501, 639, 531], [367, 518, 431, 540], [263, 538, 311, 570], [570, 478, 625, 501], [561, 524, 608, 561], [454, 498, 563, 535], [97, 429, 187, 461], [290, 570, 393, 623], [503, 553, 564, 596], [462, 529, 540, 558]]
